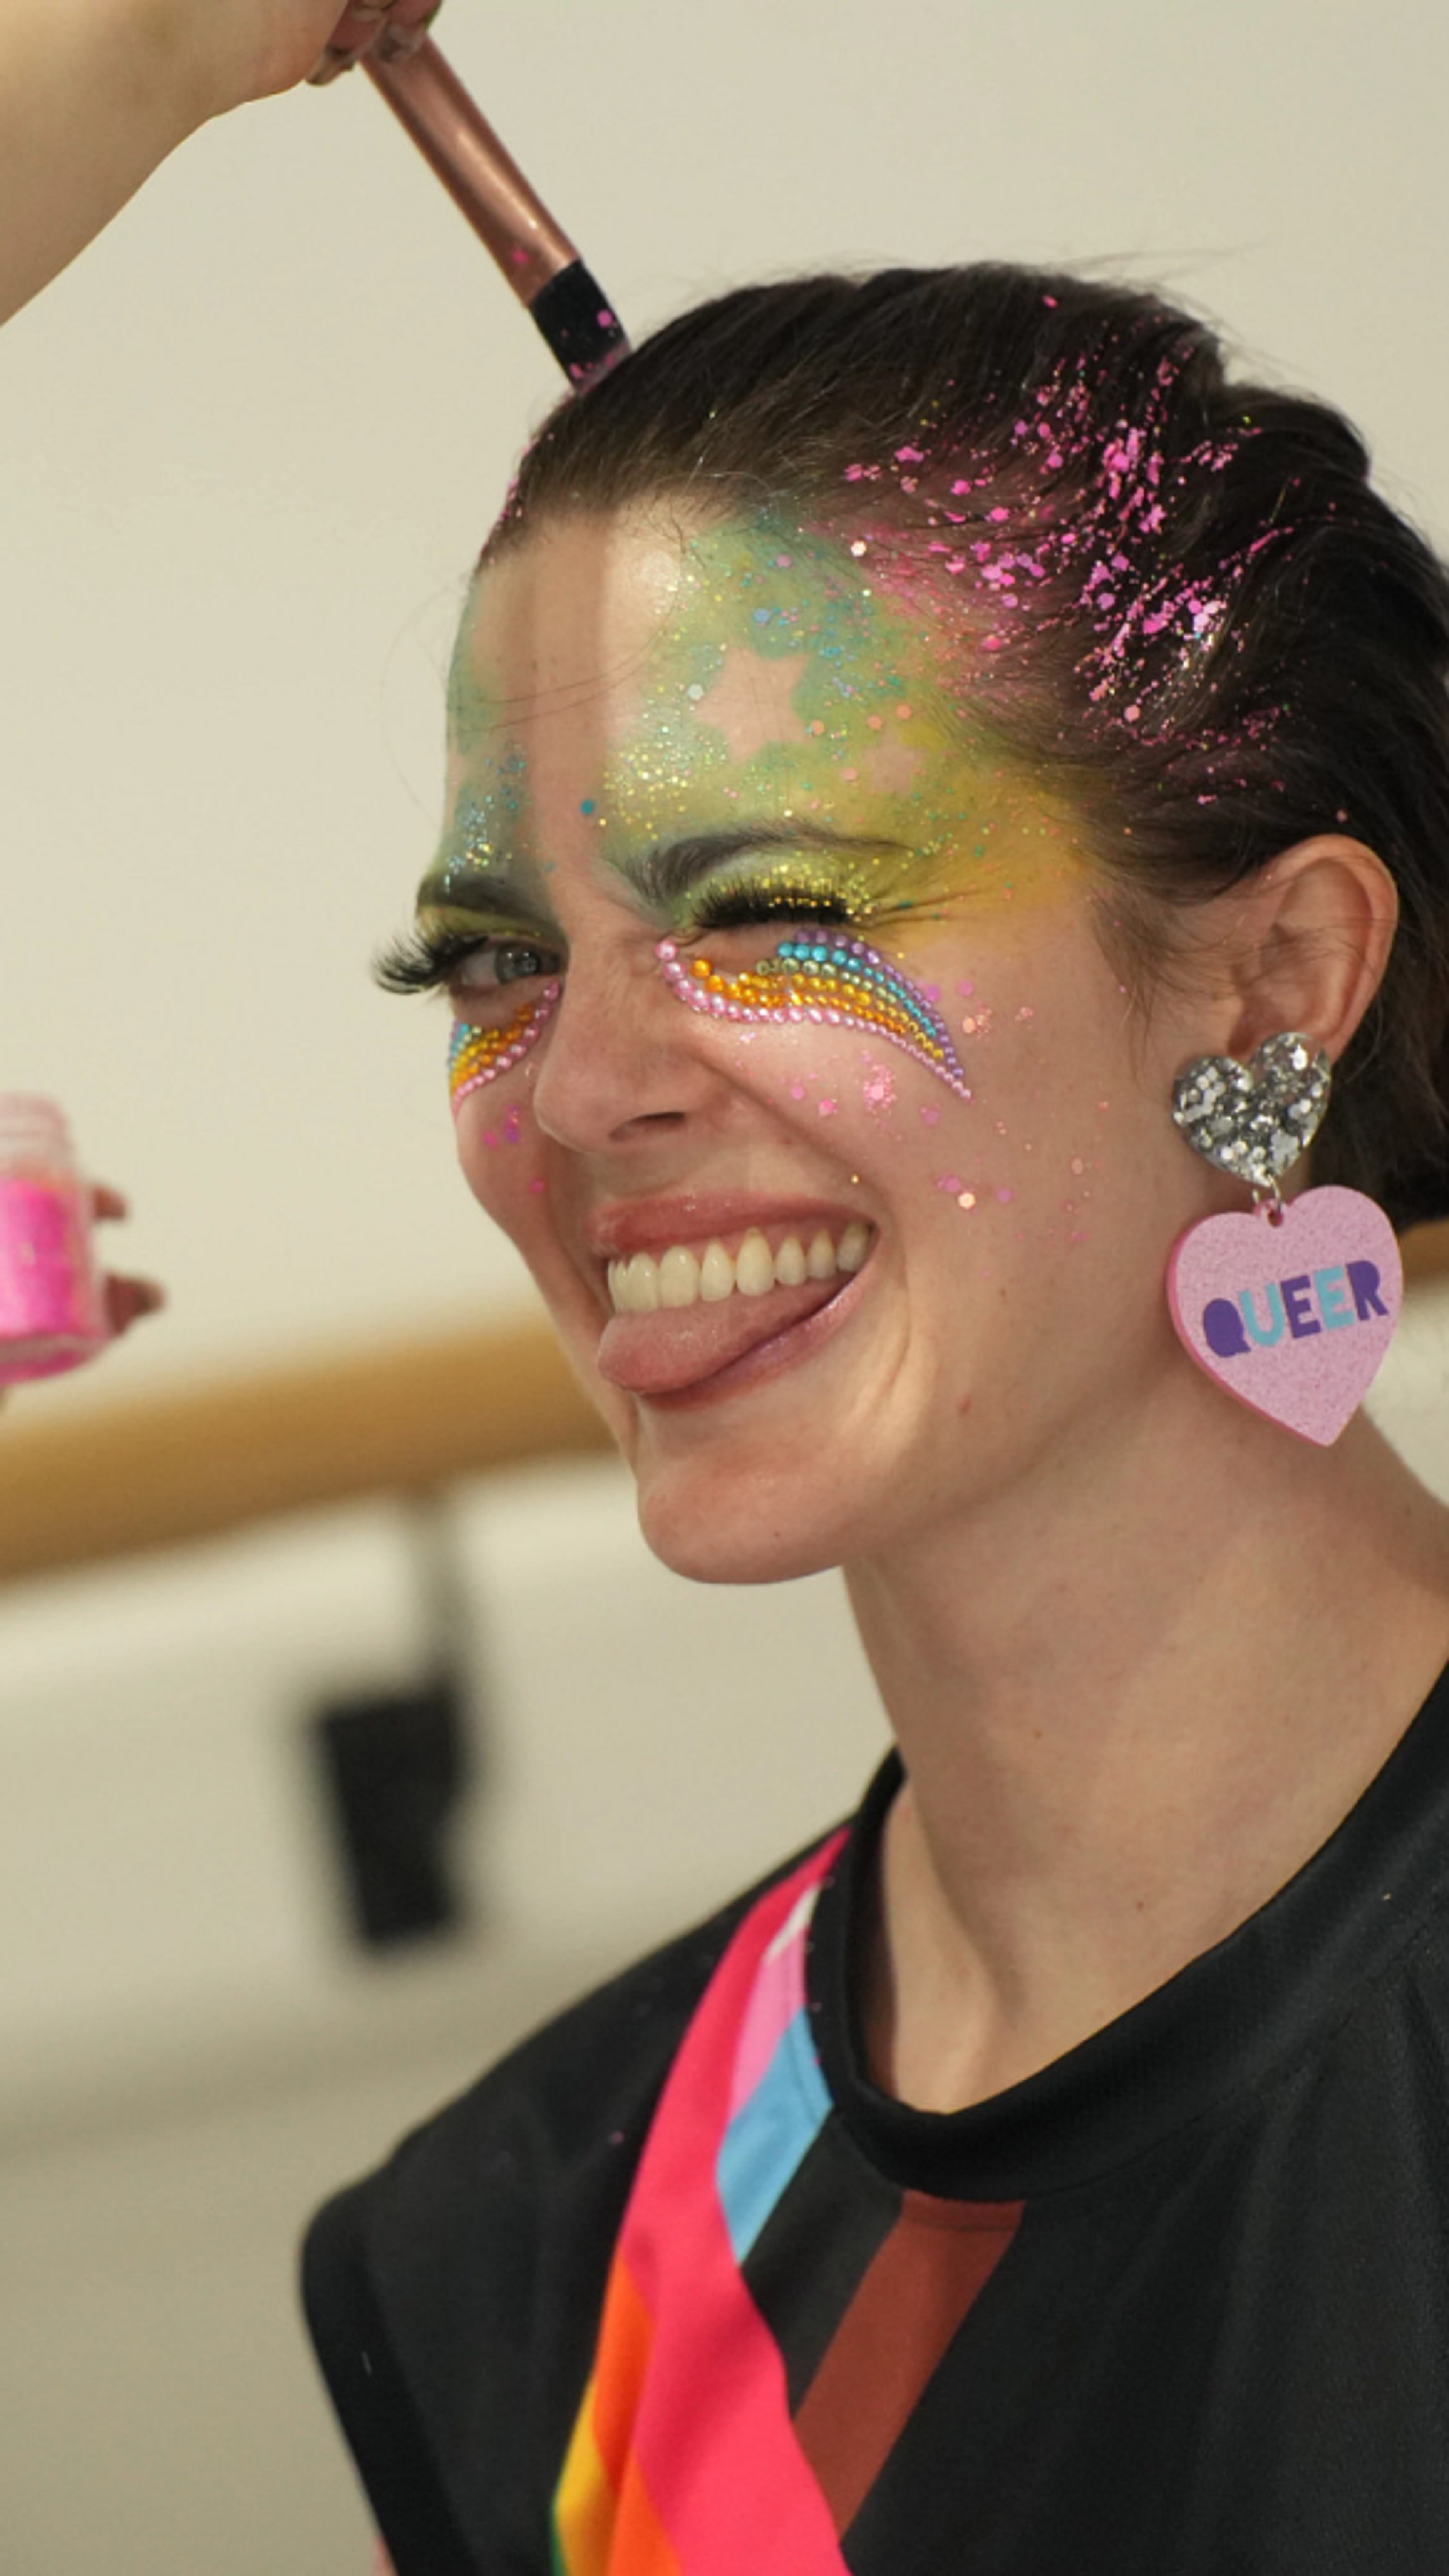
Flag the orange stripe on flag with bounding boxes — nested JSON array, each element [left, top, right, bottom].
[[554, 2254, 685, 2576], [591, 2255, 655, 2489]]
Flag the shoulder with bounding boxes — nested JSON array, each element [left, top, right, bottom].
[[302, 1830, 838, 2575]]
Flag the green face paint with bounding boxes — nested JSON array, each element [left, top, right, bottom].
[[403, 504, 1086, 1076]]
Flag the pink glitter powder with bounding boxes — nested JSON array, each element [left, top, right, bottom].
[[0, 1100, 106, 1385]]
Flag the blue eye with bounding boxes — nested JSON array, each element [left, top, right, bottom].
[[375, 924, 563, 998]]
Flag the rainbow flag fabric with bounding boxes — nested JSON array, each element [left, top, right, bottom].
[[550, 1838, 1022, 2575]]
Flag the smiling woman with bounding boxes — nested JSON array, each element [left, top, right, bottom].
[[305, 266, 1449, 2576]]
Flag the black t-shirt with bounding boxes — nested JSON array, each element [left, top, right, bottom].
[[305, 1663, 1449, 2574]]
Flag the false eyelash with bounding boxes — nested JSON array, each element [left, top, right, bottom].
[[688, 881, 857, 934], [373, 923, 498, 995]]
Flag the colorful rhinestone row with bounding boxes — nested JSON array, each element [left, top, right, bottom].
[[655, 933, 971, 1098], [448, 982, 560, 1112]]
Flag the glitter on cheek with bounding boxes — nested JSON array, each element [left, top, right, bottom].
[[655, 932, 972, 1099], [448, 984, 560, 1113]]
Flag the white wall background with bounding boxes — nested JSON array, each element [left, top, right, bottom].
[[2, 0, 1447, 1399], [4, 5, 1449, 2569]]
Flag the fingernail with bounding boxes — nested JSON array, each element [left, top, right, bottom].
[[308, 45, 361, 84], [377, 11, 438, 63]]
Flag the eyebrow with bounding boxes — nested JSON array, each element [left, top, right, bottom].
[[415, 859, 548, 921], [417, 821, 907, 923], [618, 822, 909, 907]]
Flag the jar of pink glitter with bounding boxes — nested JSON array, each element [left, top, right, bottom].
[[0, 1097, 107, 1385]]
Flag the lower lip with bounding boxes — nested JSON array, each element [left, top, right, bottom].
[[625, 1258, 875, 1413]]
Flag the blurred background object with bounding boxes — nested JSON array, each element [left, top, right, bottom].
[[3, 1, 1449, 2567]]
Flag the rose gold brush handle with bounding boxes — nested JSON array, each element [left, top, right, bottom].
[[363, 39, 628, 388]]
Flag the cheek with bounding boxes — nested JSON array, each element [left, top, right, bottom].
[[448, 986, 560, 1231], [447, 984, 560, 1109], [656, 932, 972, 1102], [452, 1071, 550, 1245]]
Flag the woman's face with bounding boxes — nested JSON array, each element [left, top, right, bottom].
[[412, 503, 1213, 1582]]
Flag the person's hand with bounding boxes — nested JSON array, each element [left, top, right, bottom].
[[195, 0, 445, 109], [92, 1184, 165, 1346], [305, 1, 443, 91], [0, 1183, 163, 1406], [0, 0, 449, 327]]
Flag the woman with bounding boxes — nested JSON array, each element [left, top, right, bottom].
[[306, 267, 1449, 2574]]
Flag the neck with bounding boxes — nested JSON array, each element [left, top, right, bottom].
[[845, 1383, 1449, 2112]]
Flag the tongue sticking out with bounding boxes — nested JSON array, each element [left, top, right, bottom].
[[598, 1273, 847, 1396]]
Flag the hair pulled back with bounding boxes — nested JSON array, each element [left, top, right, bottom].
[[496, 266, 1449, 1229]]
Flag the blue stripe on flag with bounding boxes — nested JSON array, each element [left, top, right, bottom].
[[716, 2008, 830, 2263]]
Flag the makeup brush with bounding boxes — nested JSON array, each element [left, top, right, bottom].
[[363, 39, 628, 392]]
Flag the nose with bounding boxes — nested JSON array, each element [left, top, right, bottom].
[[528, 944, 724, 1154]]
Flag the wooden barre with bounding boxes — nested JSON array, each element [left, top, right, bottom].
[[0, 1219, 1446, 1586], [0, 1315, 612, 1585], [1401, 1218, 1449, 1287]]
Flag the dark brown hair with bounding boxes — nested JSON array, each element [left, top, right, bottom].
[[493, 265, 1449, 1227]]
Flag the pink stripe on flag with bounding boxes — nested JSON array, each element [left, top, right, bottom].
[[619, 1834, 848, 2576], [727, 1887, 817, 2120]]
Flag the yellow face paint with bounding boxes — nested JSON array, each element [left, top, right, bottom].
[[585, 509, 1085, 947]]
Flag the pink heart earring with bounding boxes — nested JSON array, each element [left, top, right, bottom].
[[1164, 1032, 1402, 1445]]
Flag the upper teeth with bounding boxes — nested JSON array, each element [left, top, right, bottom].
[[607, 1222, 873, 1315]]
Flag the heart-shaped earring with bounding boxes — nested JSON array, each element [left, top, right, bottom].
[[1165, 1030, 1401, 1445], [1171, 1032, 1332, 1190]]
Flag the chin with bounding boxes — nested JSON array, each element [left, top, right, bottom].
[[630, 1440, 878, 1588]]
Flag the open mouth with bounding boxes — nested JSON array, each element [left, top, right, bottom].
[[596, 1220, 877, 1399]]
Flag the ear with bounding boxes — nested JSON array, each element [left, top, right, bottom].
[[1220, 835, 1398, 1063]]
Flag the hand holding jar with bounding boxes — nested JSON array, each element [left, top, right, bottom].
[[0, 1099, 162, 1393]]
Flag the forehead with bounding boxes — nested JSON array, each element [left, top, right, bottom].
[[447, 502, 928, 751], [431, 503, 1083, 912]]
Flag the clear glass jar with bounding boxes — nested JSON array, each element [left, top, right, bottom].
[[0, 1097, 106, 1383]]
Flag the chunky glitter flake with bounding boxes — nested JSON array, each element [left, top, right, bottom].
[[656, 932, 971, 1099], [448, 983, 560, 1112]]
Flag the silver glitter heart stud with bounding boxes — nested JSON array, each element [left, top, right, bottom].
[[1171, 1031, 1332, 1196]]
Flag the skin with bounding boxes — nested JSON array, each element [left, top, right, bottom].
[[0, 0, 440, 327], [419, 499, 1449, 2111]]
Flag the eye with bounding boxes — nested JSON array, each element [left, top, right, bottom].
[[688, 878, 857, 936], [451, 937, 560, 998], [374, 922, 564, 1003]]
